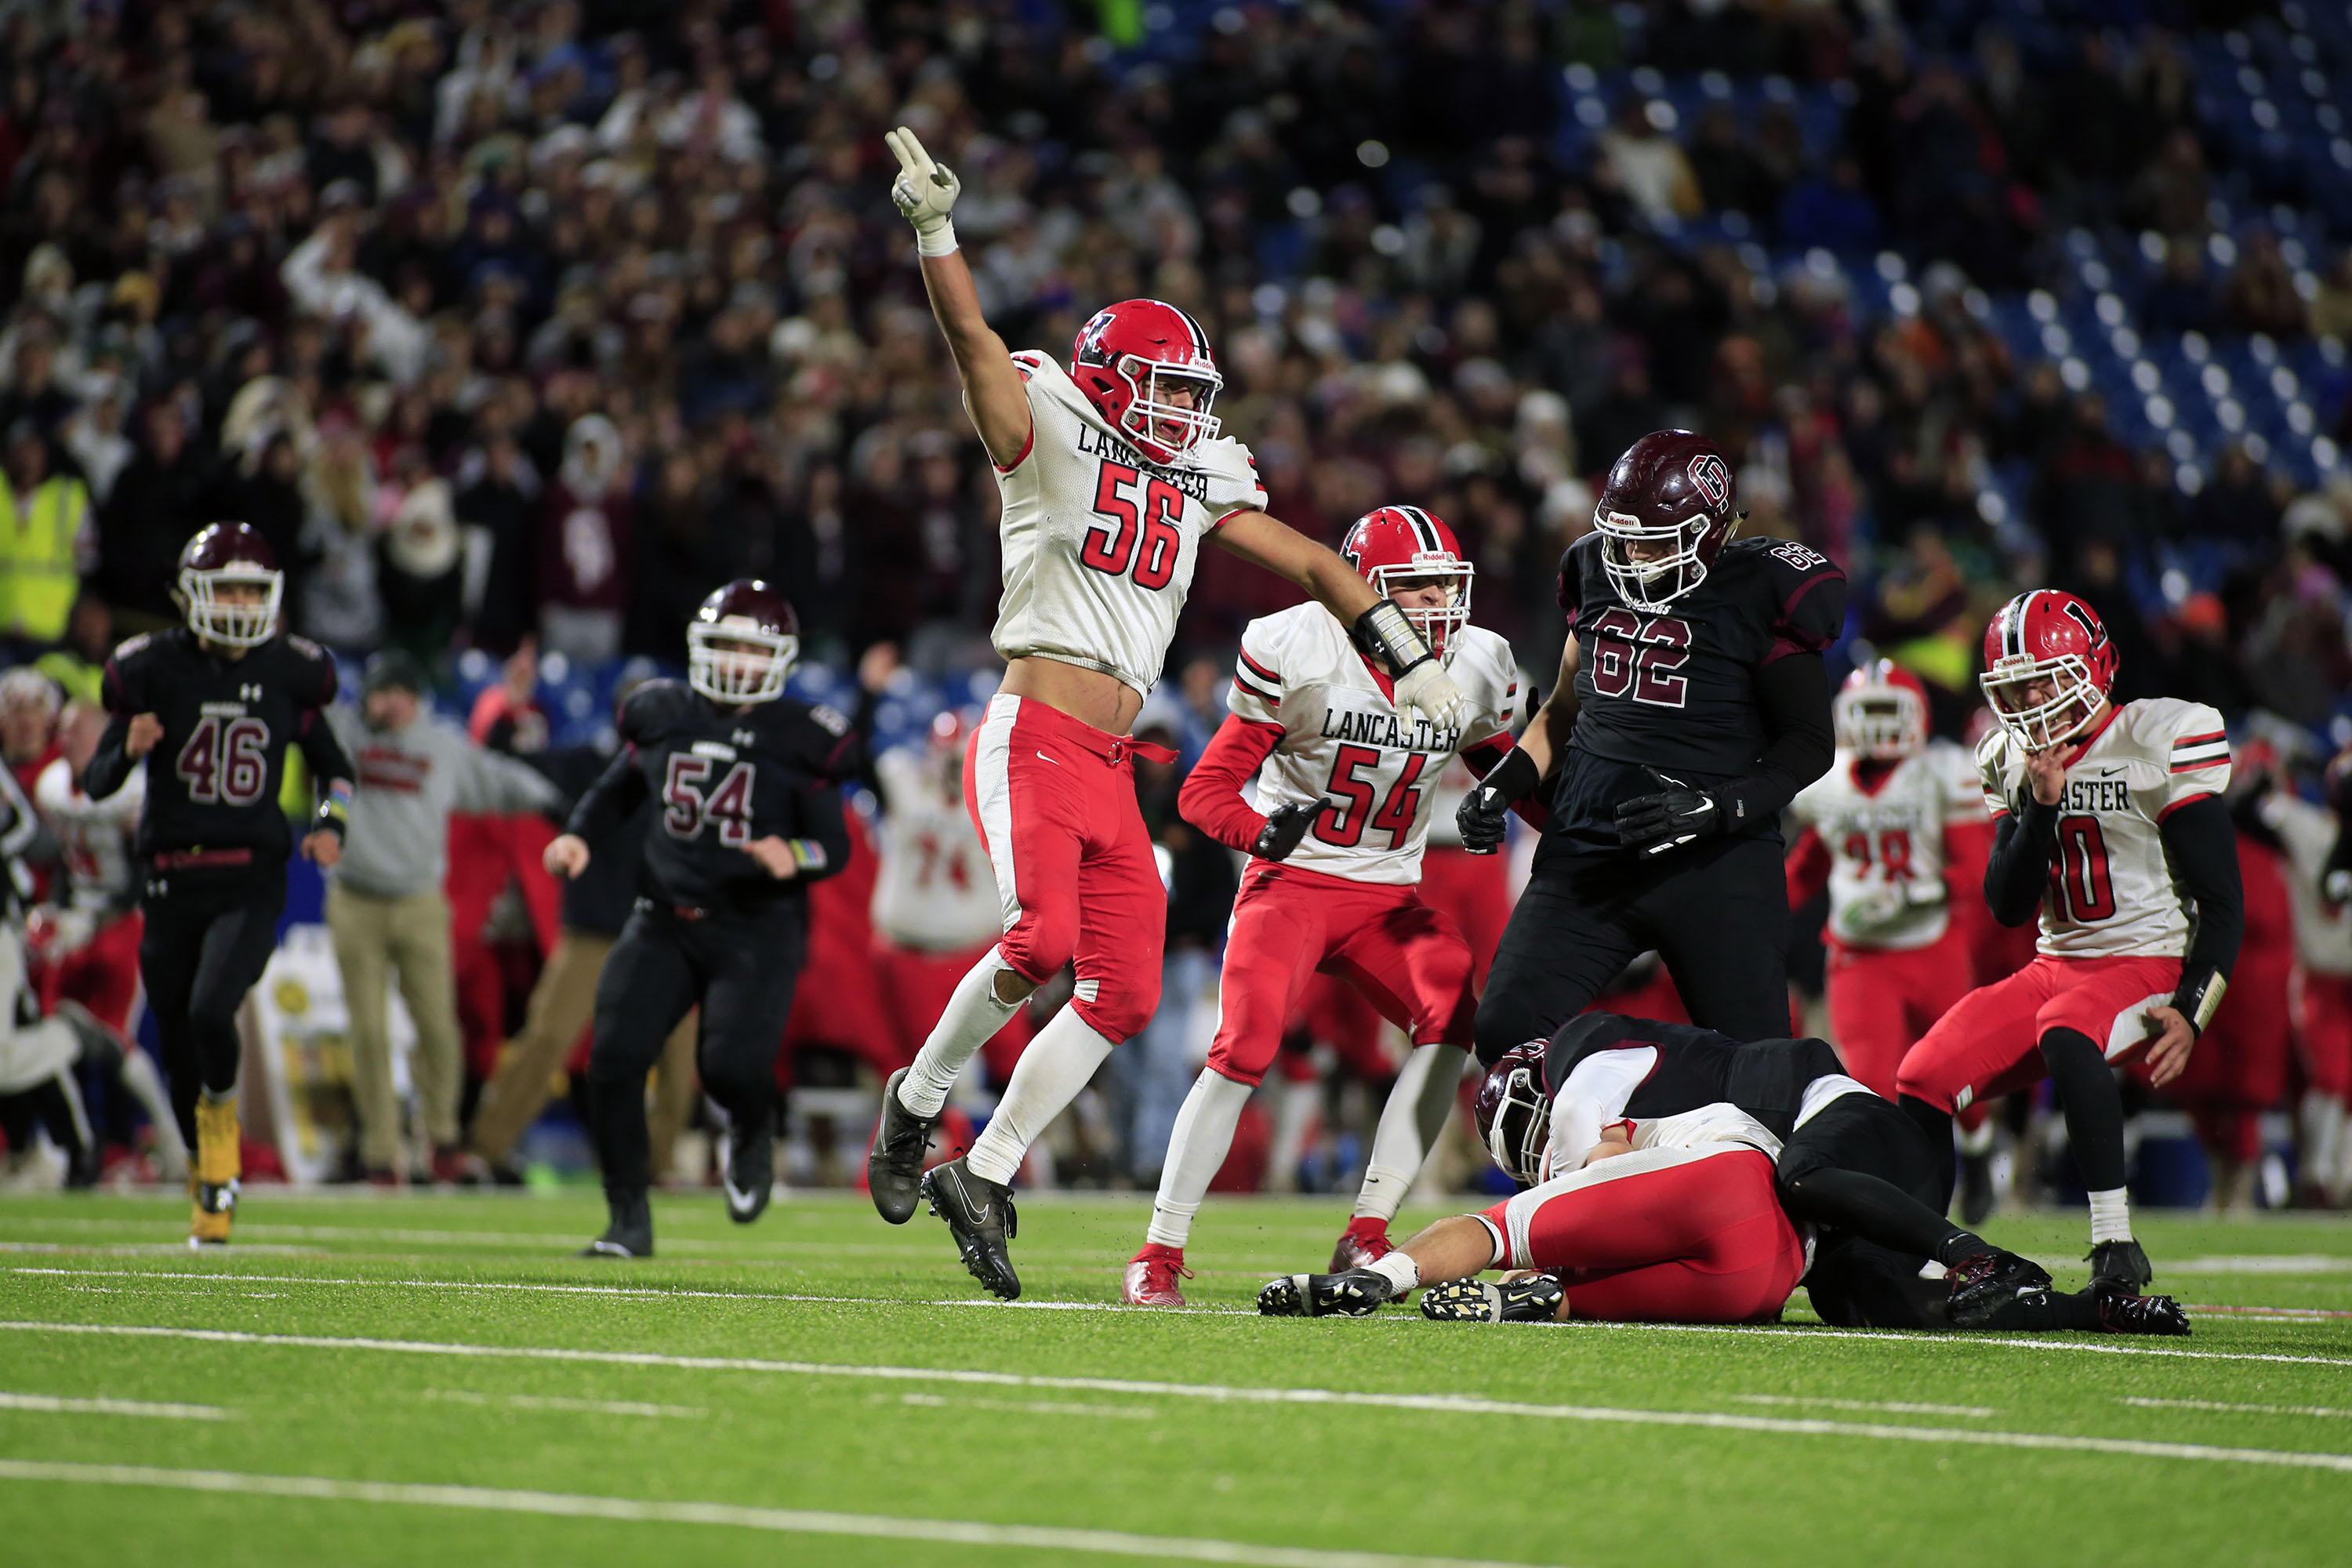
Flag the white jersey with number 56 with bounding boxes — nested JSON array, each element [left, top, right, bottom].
[[989, 353, 1268, 700], [1229, 602, 1518, 885], [1976, 697, 2230, 960]]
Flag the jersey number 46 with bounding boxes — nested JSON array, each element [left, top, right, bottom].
[[176, 716, 271, 806]]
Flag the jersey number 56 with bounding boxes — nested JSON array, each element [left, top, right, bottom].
[[1081, 462, 1185, 590]]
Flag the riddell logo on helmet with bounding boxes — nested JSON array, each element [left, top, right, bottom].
[[1686, 452, 1731, 509]]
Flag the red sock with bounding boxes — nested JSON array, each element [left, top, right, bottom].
[[1343, 1216, 1388, 1242], [1134, 1240, 1183, 1263]]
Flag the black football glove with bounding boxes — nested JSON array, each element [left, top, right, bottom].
[[1456, 781, 1514, 855], [1252, 799, 1326, 862], [1614, 769, 1725, 855]]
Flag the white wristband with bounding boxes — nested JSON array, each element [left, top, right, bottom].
[[915, 221, 958, 259]]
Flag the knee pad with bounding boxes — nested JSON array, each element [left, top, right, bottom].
[[1071, 971, 1157, 1044]]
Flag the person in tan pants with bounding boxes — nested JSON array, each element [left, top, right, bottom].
[[330, 880, 468, 1176]]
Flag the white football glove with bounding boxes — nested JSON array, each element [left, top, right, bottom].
[[1393, 658, 1469, 735], [884, 126, 961, 255]]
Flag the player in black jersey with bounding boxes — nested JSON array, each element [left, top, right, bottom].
[[1457, 430, 1845, 1057], [546, 580, 855, 1258], [79, 524, 354, 1247]]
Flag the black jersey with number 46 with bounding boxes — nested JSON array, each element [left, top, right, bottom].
[[568, 678, 857, 916], [84, 628, 351, 864]]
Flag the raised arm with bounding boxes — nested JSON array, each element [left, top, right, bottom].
[[887, 128, 1032, 470]]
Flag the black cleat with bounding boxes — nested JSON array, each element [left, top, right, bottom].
[[724, 1117, 775, 1225], [1946, 1250, 2056, 1329], [1419, 1275, 1565, 1323], [921, 1156, 1019, 1299], [868, 1069, 939, 1225], [2088, 1238, 2154, 1294], [582, 1192, 652, 1258], [1958, 1149, 1997, 1227], [2095, 1288, 2190, 1337], [1256, 1269, 1395, 1318]]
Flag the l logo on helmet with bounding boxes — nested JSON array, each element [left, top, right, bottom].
[[1076, 310, 1116, 365], [1686, 452, 1730, 509], [2059, 598, 2106, 648]]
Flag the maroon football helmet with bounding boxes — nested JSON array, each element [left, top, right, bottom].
[[1069, 299, 1223, 465], [176, 522, 282, 648], [688, 579, 799, 705], [1592, 430, 1742, 611], [1473, 1043, 1552, 1185], [1979, 590, 2118, 750], [1341, 506, 1475, 665]]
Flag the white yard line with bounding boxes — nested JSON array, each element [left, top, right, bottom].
[[420, 1390, 706, 1420], [0, 1461, 1551, 1568], [2123, 1397, 2352, 1420], [1729, 1395, 1997, 1417], [0, 1391, 231, 1420], [5, 1320, 2352, 1472]]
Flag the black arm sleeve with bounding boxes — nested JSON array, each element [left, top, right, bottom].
[[81, 713, 135, 803], [1712, 652, 1835, 828], [2159, 794, 2245, 1014], [294, 707, 354, 793], [1984, 795, 2060, 927], [564, 746, 648, 846], [789, 777, 852, 887]]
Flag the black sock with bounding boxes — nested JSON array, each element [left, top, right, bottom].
[[1899, 1094, 1956, 1213], [1780, 1168, 1962, 1260], [1935, 1229, 1992, 1267], [2038, 1026, 2130, 1192]]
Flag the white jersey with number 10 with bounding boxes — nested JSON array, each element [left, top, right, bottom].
[[989, 353, 1268, 700]]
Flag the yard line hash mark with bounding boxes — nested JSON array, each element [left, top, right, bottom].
[[889, 1392, 1159, 1420], [6, 1322, 2352, 1472], [2123, 1397, 2352, 1420], [420, 1390, 707, 1420], [0, 1461, 1556, 1568], [1730, 1396, 1998, 1418], [0, 1391, 232, 1421]]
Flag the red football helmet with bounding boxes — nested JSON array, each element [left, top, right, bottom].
[[1592, 430, 1742, 611], [1473, 1043, 1552, 1185], [176, 522, 282, 648], [1979, 590, 2117, 750], [929, 707, 975, 754], [1341, 506, 1475, 665], [1834, 659, 1930, 760], [688, 579, 799, 705], [1069, 299, 1223, 466]]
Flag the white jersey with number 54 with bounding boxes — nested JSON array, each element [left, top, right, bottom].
[[989, 353, 1268, 700], [1976, 696, 2230, 960], [1229, 602, 1518, 885]]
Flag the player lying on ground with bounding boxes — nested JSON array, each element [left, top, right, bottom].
[[1457, 431, 1845, 1058], [1785, 659, 2000, 1221], [547, 580, 855, 1258], [1896, 590, 2242, 1294], [81, 524, 353, 1246], [865, 128, 1472, 1300], [1125, 507, 1527, 1304]]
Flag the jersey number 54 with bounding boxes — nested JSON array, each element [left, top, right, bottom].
[[664, 756, 757, 846]]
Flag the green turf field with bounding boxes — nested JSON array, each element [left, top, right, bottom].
[[2, 1189, 2349, 1567]]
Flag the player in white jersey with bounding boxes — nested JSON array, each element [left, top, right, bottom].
[[868, 129, 1472, 1299], [2256, 759, 2352, 1205], [1786, 661, 2001, 1217], [1122, 507, 1521, 1304], [30, 702, 147, 1035], [1896, 590, 2244, 1293]]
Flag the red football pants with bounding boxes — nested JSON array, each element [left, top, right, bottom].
[[1824, 923, 1974, 1102], [1896, 953, 2183, 1113], [35, 910, 144, 1034], [1417, 847, 1512, 987], [2299, 970, 2352, 1099], [965, 693, 1165, 1042], [1210, 859, 1477, 1089], [1479, 1143, 1805, 1323], [877, 940, 1035, 1084]]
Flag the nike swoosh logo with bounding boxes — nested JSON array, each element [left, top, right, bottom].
[[1036, 752, 1060, 766], [970, 1203, 991, 1224]]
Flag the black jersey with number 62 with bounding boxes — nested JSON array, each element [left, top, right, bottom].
[[85, 627, 351, 864], [568, 678, 857, 915], [1547, 533, 1846, 849]]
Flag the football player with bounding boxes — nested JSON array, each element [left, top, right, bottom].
[[80, 524, 354, 1245], [1785, 660, 1999, 1216], [1123, 507, 1523, 1305], [1896, 590, 2243, 1293], [546, 580, 855, 1258], [1457, 431, 1846, 1060], [2262, 753, 2352, 1206], [868, 129, 1470, 1299]]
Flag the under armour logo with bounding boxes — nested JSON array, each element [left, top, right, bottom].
[[732, 730, 755, 746], [240, 684, 263, 702]]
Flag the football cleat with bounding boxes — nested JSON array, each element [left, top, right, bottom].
[[1419, 1275, 1566, 1323], [2087, 1238, 2154, 1294], [1255, 1269, 1394, 1318], [2095, 1288, 2190, 1337], [868, 1068, 939, 1225], [1958, 1149, 1996, 1228], [922, 1157, 1019, 1300], [582, 1192, 653, 1258], [1329, 1223, 1394, 1272], [1122, 1246, 1192, 1307], [1946, 1250, 2055, 1329], [189, 1098, 241, 1247], [724, 1118, 775, 1225]]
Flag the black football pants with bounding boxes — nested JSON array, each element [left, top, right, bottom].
[[139, 864, 287, 1148], [586, 901, 805, 1201], [1475, 832, 1791, 1064]]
